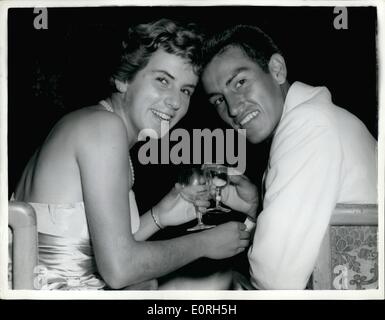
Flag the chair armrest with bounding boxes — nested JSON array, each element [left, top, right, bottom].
[[8, 201, 38, 289], [331, 203, 377, 225]]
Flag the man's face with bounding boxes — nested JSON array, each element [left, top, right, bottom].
[[202, 46, 285, 144]]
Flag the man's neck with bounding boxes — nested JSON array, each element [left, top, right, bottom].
[[280, 81, 291, 101]]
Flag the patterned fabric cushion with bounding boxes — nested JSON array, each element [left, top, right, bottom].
[[330, 226, 378, 290]]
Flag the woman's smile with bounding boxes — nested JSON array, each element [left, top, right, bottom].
[[151, 108, 173, 122]]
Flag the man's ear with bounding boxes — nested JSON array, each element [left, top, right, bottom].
[[268, 53, 287, 85], [114, 79, 128, 93]]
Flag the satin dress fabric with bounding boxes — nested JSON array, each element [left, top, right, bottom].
[[9, 191, 140, 290]]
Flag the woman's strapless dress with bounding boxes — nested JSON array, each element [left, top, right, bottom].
[[9, 191, 140, 290]]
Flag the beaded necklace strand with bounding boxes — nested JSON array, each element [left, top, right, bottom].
[[99, 100, 135, 185]]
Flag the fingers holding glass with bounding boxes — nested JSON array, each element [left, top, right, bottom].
[[178, 167, 215, 231]]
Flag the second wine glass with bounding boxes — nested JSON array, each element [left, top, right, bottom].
[[202, 163, 231, 213]]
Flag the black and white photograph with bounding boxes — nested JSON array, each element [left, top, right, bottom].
[[1, 0, 383, 301]]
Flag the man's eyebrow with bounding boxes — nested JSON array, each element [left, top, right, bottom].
[[225, 67, 248, 86], [206, 67, 249, 99], [184, 84, 196, 89], [207, 92, 220, 99]]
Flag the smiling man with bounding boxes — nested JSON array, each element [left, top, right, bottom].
[[201, 25, 377, 289]]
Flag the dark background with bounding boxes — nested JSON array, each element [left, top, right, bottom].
[[6, 5, 378, 287], [8, 6, 377, 238], [8, 6, 378, 199]]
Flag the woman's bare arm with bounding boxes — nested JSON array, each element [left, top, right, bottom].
[[75, 112, 249, 289], [132, 209, 161, 241]]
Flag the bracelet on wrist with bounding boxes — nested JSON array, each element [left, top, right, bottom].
[[151, 207, 164, 230], [244, 217, 256, 232]]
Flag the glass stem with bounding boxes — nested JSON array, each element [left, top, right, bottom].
[[196, 208, 203, 225], [215, 187, 221, 208]]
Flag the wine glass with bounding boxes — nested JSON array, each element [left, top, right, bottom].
[[178, 167, 215, 231], [202, 163, 231, 213]]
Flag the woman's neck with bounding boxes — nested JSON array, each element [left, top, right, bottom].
[[106, 94, 138, 149]]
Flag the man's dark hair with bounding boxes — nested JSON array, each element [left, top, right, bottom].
[[202, 25, 282, 73], [111, 18, 204, 87]]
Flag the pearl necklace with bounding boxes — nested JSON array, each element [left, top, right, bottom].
[[99, 99, 113, 113], [99, 100, 135, 185]]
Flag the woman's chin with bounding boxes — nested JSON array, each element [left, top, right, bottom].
[[137, 126, 172, 140], [138, 128, 160, 140]]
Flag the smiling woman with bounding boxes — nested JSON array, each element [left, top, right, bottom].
[[11, 18, 252, 290], [111, 48, 198, 140]]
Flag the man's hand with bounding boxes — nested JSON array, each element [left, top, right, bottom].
[[220, 174, 259, 222], [202, 222, 251, 259]]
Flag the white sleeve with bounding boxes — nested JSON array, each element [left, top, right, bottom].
[[248, 111, 343, 289]]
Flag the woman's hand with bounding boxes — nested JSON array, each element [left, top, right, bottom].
[[218, 174, 259, 222], [201, 222, 251, 259], [154, 183, 210, 227]]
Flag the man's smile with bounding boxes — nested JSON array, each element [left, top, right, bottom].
[[238, 110, 260, 127]]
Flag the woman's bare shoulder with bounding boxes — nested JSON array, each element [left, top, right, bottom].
[[54, 105, 125, 139], [61, 105, 120, 126]]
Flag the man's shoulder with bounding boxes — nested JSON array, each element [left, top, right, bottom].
[[283, 81, 340, 125], [282, 99, 337, 129], [273, 94, 342, 150]]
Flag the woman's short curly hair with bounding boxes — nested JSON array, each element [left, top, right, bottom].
[[111, 18, 204, 87]]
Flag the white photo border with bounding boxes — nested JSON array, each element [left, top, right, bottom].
[[0, 0, 383, 300]]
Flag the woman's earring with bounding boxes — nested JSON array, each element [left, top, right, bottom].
[[115, 80, 128, 93]]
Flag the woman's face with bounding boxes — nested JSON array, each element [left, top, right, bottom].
[[123, 49, 199, 138]]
